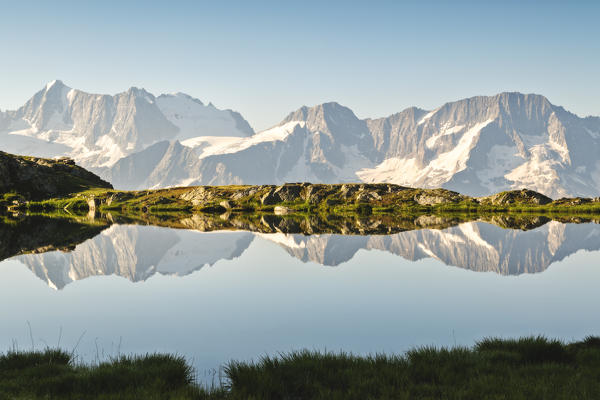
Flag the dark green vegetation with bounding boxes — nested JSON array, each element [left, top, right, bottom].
[[3, 336, 600, 399], [223, 336, 600, 399], [0, 349, 204, 400]]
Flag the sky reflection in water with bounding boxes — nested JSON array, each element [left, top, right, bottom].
[[1, 221, 599, 381]]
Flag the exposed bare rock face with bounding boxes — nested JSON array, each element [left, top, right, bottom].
[[413, 188, 467, 205], [179, 187, 216, 205], [273, 184, 303, 202], [260, 188, 282, 205]]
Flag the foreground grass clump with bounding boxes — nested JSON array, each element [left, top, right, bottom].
[[224, 336, 600, 399], [2, 336, 600, 399], [0, 350, 217, 400]]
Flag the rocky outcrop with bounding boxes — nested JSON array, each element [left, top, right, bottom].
[[273, 183, 304, 202], [179, 187, 215, 205], [260, 188, 281, 205], [0, 151, 112, 200], [413, 189, 467, 206], [480, 189, 553, 206]]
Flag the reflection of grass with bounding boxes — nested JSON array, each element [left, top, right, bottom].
[[10, 206, 599, 237], [0, 214, 111, 263], [3, 336, 600, 399]]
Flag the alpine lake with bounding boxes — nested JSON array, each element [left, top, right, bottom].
[[1, 210, 599, 384]]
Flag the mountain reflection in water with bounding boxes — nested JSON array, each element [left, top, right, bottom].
[[1, 213, 599, 289]]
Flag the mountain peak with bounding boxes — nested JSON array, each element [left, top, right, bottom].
[[126, 86, 152, 95], [158, 92, 205, 107], [3, 83, 599, 198], [492, 91, 553, 106], [281, 101, 356, 125], [45, 79, 66, 91]]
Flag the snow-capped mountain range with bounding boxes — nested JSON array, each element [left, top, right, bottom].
[[11, 221, 600, 289], [1, 80, 599, 197]]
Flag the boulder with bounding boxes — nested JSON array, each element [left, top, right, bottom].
[[180, 187, 214, 206], [414, 194, 450, 206], [260, 188, 282, 205], [273, 184, 303, 202], [219, 200, 234, 209], [274, 206, 295, 215], [230, 188, 258, 200]]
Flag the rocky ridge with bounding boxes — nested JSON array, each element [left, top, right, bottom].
[[3, 83, 600, 197]]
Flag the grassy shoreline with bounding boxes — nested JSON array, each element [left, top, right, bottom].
[[5, 183, 600, 217], [3, 150, 599, 217], [2, 336, 600, 399]]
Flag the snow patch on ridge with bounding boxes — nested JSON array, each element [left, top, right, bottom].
[[156, 93, 250, 140], [417, 110, 436, 125], [358, 119, 494, 186], [476, 145, 522, 193], [356, 156, 421, 186], [182, 121, 305, 159], [425, 124, 465, 149], [502, 130, 576, 197], [92, 135, 126, 167], [504, 147, 566, 198]]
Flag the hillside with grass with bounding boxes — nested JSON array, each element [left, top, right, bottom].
[[0, 151, 112, 202]]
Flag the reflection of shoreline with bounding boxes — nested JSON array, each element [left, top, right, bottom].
[[0, 215, 109, 261], [4, 215, 599, 289]]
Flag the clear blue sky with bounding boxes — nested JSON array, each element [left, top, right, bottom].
[[1, 0, 598, 131]]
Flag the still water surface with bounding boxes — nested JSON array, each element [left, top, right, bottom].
[[1, 220, 599, 381]]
